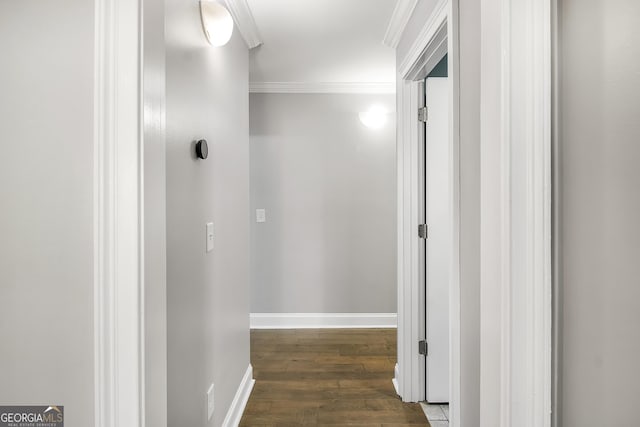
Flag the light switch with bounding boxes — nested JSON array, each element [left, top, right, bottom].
[[206, 222, 214, 252], [256, 209, 266, 223]]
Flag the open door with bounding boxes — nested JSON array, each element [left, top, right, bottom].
[[423, 76, 450, 403]]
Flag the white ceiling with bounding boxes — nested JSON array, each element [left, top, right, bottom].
[[247, 0, 398, 84]]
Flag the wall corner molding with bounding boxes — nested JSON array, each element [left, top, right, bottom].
[[250, 313, 398, 329], [222, 365, 256, 427], [383, 0, 420, 48], [249, 81, 396, 94], [479, 0, 553, 425], [94, 0, 145, 425], [224, 0, 262, 49], [500, 0, 553, 424]]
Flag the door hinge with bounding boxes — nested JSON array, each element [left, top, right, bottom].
[[419, 340, 428, 356], [418, 224, 428, 239], [418, 106, 428, 123]]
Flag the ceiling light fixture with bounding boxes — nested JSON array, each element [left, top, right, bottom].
[[359, 105, 388, 130], [200, 1, 234, 47]]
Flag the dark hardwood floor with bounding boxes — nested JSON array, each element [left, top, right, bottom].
[[240, 329, 428, 426]]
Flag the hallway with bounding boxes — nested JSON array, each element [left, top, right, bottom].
[[240, 329, 427, 426], [2, 0, 639, 426]]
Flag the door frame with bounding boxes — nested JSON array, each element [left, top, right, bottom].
[[94, 0, 146, 425], [395, 0, 459, 419], [478, 0, 553, 425]]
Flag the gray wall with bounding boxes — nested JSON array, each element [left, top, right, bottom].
[[478, 0, 501, 424], [166, 1, 250, 426], [558, 0, 640, 425], [143, 0, 168, 425], [0, 1, 95, 426], [398, 1, 481, 424], [457, 1, 481, 423], [250, 93, 397, 313]]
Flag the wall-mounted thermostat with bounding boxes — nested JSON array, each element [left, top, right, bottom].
[[196, 139, 208, 159]]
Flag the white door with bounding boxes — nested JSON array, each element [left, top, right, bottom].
[[424, 77, 450, 403]]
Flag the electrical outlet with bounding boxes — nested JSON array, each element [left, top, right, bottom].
[[256, 208, 266, 223], [207, 383, 214, 420], [206, 222, 214, 253]]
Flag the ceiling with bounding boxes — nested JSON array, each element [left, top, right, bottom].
[[247, 0, 398, 84]]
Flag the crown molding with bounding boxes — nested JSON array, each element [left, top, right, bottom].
[[249, 81, 396, 94], [224, 0, 262, 49], [383, 0, 419, 48]]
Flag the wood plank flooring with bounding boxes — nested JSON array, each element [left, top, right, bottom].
[[240, 329, 429, 426]]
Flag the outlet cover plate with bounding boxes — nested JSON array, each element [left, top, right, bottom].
[[207, 383, 214, 420], [206, 222, 214, 253]]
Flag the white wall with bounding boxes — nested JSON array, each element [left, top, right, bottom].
[[249, 93, 397, 313], [0, 2, 95, 425], [397, 0, 481, 423], [165, 1, 251, 426], [558, 0, 640, 425]]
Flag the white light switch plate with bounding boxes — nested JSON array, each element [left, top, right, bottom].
[[256, 209, 266, 223], [207, 383, 214, 420], [206, 223, 214, 252]]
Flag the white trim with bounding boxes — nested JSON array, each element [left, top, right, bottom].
[[392, 363, 401, 396], [403, 22, 448, 83], [502, 0, 552, 425], [224, 0, 262, 49], [550, 1, 560, 426], [481, 0, 553, 425], [249, 81, 396, 94], [222, 365, 256, 427], [383, 0, 420, 48], [250, 313, 398, 329], [398, 0, 448, 78], [94, 0, 145, 425]]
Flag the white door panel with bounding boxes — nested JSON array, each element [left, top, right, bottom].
[[425, 77, 450, 403]]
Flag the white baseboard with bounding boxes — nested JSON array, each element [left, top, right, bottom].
[[250, 313, 398, 329], [222, 364, 255, 427], [392, 363, 401, 397]]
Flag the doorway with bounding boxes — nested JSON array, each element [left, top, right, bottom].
[[395, 5, 460, 423]]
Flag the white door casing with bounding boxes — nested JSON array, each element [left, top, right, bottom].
[[479, 0, 552, 426], [94, 0, 145, 425]]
